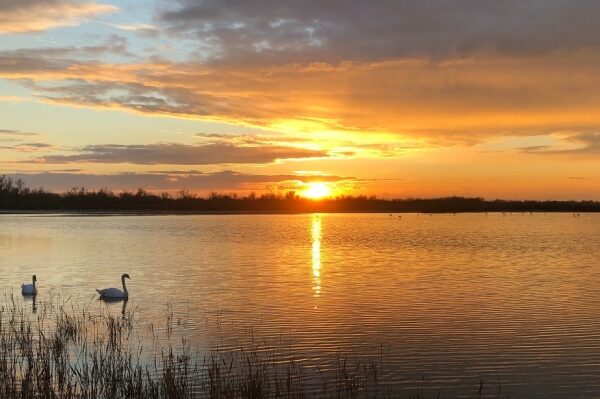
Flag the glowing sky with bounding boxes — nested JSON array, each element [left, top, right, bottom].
[[1, 0, 599, 199]]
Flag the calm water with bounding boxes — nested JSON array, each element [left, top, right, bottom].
[[1, 213, 600, 398]]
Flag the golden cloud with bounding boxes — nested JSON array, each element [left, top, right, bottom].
[[2, 50, 600, 145], [0, 1, 116, 34]]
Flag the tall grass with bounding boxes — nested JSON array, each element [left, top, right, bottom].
[[0, 295, 503, 398]]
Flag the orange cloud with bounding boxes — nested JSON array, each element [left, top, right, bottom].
[[0, 0, 116, 34], [3, 49, 600, 147]]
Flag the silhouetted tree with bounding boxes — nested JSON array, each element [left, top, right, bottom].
[[1, 175, 599, 213]]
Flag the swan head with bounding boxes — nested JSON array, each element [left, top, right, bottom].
[[32, 275, 37, 282], [122, 273, 131, 280]]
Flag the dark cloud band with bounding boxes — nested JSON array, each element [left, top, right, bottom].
[[160, 0, 600, 64], [8, 171, 355, 192], [27, 142, 328, 165]]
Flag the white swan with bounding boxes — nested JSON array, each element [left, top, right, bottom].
[[21, 275, 37, 295], [96, 274, 131, 299]]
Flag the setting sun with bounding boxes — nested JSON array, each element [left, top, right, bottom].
[[302, 182, 332, 200]]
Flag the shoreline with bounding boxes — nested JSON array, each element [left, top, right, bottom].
[[0, 209, 597, 216]]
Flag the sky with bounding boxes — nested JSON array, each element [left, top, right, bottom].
[[1, 0, 599, 199]]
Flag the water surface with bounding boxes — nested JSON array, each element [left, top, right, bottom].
[[1, 213, 599, 398]]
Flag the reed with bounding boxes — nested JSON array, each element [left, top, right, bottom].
[[0, 295, 502, 398]]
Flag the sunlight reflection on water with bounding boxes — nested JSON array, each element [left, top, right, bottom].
[[311, 214, 321, 298]]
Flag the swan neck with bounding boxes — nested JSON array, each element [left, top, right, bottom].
[[122, 276, 128, 294]]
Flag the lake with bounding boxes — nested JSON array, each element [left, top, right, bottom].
[[1, 213, 600, 398]]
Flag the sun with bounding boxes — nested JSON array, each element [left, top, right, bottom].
[[302, 182, 332, 200]]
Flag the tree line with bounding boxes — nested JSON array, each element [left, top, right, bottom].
[[1, 175, 599, 213]]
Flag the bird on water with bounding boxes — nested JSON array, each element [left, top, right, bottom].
[[96, 274, 131, 299], [21, 275, 37, 296]]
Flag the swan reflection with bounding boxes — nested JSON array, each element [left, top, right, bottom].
[[99, 296, 129, 316], [312, 214, 322, 297], [23, 294, 37, 313]]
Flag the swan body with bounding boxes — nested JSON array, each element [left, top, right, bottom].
[[22, 275, 37, 295], [96, 287, 127, 298], [97, 274, 131, 299]]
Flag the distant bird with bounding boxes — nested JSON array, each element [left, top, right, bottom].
[[21, 275, 37, 296], [97, 274, 131, 299]]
